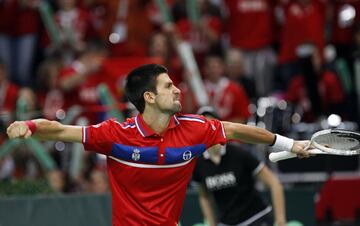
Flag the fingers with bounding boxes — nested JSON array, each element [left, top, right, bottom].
[[6, 122, 18, 139], [292, 140, 312, 159], [24, 130, 33, 139], [6, 121, 30, 139], [19, 124, 28, 137]]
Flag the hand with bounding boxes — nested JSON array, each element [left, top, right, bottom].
[[291, 140, 311, 158], [7, 121, 32, 139]]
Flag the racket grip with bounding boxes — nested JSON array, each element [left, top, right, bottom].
[[269, 151, 297, 162]]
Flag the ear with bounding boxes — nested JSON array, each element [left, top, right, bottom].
[[144, 91, 156, 104]]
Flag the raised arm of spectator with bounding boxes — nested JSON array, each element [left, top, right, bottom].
[[7, 119, 82, 143], [257, 166, 286, 226]]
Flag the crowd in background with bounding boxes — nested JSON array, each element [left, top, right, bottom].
[[0, 0, 360, 194]]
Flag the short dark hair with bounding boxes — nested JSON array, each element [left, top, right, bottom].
[[125, 64, 168, 113]]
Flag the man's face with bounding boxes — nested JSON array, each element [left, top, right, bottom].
[[154, 73, 182, 113]]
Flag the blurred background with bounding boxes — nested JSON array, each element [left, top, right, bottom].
[[0, 0, 360, 225]]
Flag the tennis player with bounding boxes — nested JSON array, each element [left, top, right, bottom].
[[7, 64, 309, 226]]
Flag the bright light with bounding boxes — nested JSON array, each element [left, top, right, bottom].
[[109, 33, 121, 44], [339, 4, 356, 28], [56, 109, 66, 120], [327, 114, 342, 127], [55, 141, 65, 151]]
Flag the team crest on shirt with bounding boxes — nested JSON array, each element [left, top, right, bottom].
[[132, 149, 141, 161], [182, 150, 192, 160]]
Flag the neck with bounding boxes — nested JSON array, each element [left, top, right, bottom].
[[142, 109, 172, 135]]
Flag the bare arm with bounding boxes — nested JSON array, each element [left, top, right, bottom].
[[257, 166, 286, 226], [7, 119, 82, 143], [198, 186, 217, 226], [222, 121, 310, 157], [222, 121, 275, 144]]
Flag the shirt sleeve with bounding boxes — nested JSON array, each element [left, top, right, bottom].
[[82, 119, 118, 155], [203, 118, 227, 148]]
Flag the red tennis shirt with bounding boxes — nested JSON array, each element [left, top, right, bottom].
[[82, 113, 227, 225]]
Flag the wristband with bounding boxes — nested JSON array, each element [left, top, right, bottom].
[[270, 134, 294, 152], [25, 120, 37, 134]]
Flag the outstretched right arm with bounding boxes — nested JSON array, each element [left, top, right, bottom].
[[7, 119, 82, 143]]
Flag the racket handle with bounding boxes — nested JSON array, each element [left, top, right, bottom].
[[269, 151, 297, 162]]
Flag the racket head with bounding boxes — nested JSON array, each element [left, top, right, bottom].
[[310, 129, 360, 155]]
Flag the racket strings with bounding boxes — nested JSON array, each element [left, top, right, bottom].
[[313, 132, 360, 155]]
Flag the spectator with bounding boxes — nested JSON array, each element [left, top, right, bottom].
[[225, 48, 257, 102], [172, 0, 223, 66], [286, 46, 346, 122], [203, 55, 251, 123], [0, 0, 41, 86], [16, 87, 40, 120], [148, 32, 183, 85], [45, 0, 93, 64], [36, 56, 64, 120], [58, 40, 108, 124], [180, 54, 251, 122], [277, 0, 326, 89], [194, 106, 287, 226], [80, 0, 114, 40], [222, 0, 277, 97], [329, 1, 360, 61], [110, 0, 155, 57], [0, 60, 19, 136]]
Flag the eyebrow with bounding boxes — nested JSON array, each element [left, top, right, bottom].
[[165, 81, 173, 86]]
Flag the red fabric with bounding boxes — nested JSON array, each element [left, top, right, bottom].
[[278, 0, 326, 64], [56, 8, 92, 40], [79, 1, 111, 39], [224, 0, 275, 50], [286, 71, 345, 115], [176, 16, 222, 66], [316, 177, 360, 220], [1, 82, 19, 112], [59, 65, 104, 123], [205, 78, 251, 121], [180, 78, 251, 121], [42, 7, 92, 48], [82, 114, 226, 225], [37, 89, 65, 120], [101, 57, 164, 96], [176, 17, 222, 51], [0, 0, 40, 35]]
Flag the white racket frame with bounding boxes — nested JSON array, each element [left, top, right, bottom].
[[269, 129, 360, 162]]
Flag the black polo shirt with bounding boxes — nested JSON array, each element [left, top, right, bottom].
[[193, 143, 270, 225]]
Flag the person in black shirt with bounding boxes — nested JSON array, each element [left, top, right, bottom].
[[193, 106, 286, 226]]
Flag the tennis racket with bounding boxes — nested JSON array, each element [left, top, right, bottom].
[[269, 129, 360, 162]]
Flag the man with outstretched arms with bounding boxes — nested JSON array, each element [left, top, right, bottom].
[[7, 64, 309, 226]]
